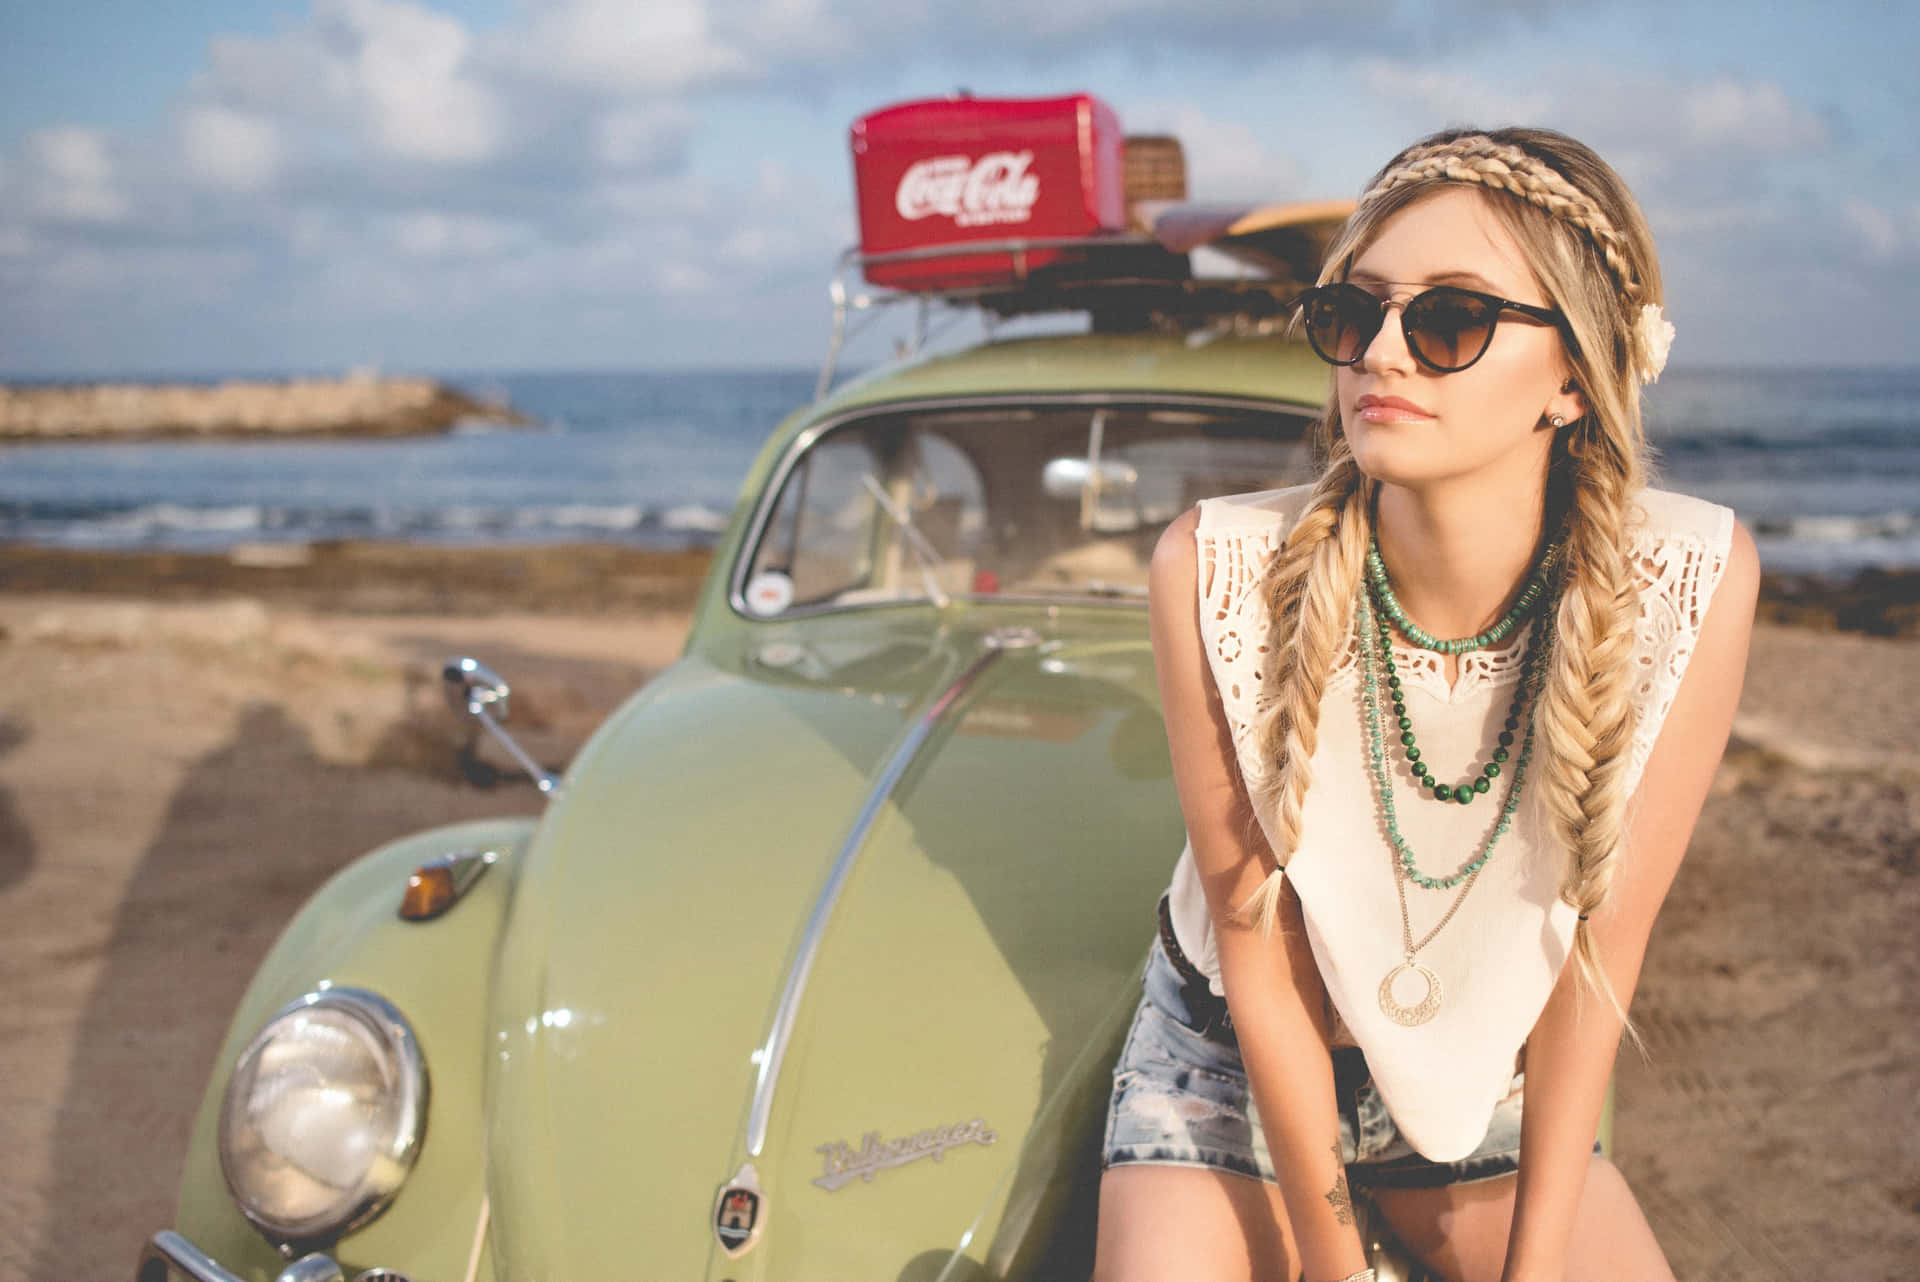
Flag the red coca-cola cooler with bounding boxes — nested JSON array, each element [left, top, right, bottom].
[[850, 93, 1127, 291]]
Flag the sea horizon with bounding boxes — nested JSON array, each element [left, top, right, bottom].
[[4, 364, 1915, 578]]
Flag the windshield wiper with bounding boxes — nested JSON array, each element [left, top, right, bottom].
[[858, 474, 952, 609]]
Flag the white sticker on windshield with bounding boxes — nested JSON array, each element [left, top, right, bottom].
[[745, 570, 795, 616]]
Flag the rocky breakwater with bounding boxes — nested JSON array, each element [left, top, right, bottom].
[[0, 373, 526, 442]]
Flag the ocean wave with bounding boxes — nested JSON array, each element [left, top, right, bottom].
[[0, 500, 726, 549], [449, 416, 517, 436], [660, 503, 730, 534], [1749, 511, 1915, 542], [1653, 423, 1920, 457], [513, 504, 645, 532]]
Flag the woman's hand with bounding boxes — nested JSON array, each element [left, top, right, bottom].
[[1500, 520, 1758, 1281], [1148, 506, 1371, 1280]]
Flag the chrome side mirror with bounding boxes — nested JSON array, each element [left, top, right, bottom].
[[442, 657, 559, 795], [444, 656, 511, 720]]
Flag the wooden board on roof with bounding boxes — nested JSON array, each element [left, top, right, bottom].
[[1140, 197, 1354, 288]]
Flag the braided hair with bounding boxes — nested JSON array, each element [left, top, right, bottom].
[[1244, 127, 1666, 1025]]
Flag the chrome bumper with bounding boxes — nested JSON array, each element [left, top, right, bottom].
[[137, 1231, 408, 1282]]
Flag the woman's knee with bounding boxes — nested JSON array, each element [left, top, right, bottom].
[[1370, 1173, 1519, 1279], [1093, 1163, 1297, 1282]]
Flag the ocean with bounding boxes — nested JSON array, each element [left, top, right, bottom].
[[3, 365, 1915, 577]]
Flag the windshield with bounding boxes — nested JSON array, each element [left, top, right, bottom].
[[737, 401, 1318, 615]]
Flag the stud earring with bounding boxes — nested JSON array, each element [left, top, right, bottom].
[[1560, 378, 1576, 393], [1549, 415, 1567, 428]]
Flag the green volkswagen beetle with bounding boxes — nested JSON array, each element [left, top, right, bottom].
[[134, 99, 1497, 1282]]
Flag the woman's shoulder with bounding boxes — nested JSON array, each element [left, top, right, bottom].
[[1192, 482, 1318, 539], [1626, 486, 1737, 556]]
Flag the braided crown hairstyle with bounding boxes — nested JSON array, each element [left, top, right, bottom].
[[1242, 126, 1664, 1021]]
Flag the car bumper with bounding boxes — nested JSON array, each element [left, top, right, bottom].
[[136, 1231, 413, 1282]]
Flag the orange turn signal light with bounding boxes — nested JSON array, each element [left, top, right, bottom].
[[399, 865, 458, 920], [398, 848, 499, 921]]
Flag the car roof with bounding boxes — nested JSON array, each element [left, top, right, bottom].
[[810, 330, 1330, 420]]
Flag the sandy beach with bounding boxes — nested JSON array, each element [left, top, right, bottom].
[[0, 545, 1913, 1281]]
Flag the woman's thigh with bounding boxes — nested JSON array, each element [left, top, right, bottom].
[[1093, 1162, 1298, 1282], [1369, 1154, 1673, 1282]]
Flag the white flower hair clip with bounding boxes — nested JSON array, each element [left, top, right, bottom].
[[1633, 303, 1675, 385]]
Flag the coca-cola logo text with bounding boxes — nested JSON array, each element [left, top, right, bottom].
[[894, 152, 1039, 227]]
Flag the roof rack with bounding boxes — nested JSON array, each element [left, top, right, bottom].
[[815, 201, 1353, 400]]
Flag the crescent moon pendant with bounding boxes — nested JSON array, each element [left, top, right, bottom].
[[1379, 960, 1442, 1026]]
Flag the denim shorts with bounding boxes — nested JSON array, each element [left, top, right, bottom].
[[1102, 934, 1566, 1190]]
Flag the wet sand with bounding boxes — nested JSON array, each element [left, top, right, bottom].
[[0, 545, 1913, 1281]]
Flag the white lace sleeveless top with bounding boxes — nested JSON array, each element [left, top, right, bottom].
[[1164, 485, 1735, 1161]]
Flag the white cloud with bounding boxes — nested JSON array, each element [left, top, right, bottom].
[[287, 208, 342, 260], [714, 159, 843, 266], [328, 0, 503, 163], [657, 259, 714, 294], [196, 0, 504, 166], [1354, 58, 1552, 127], [40, 244, 257, 298], [381, 210, 528, 257], [1679, 77, 1827, 152], [24, 127, 130, 224], [179, 106, 283, 193], [501, 0, 753, 95], [594, 104, 694, 171], [1842, 200, 1920, 261], [1844, 201, 1900, 257]]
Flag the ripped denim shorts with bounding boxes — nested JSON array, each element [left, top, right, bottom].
[[1101, 925, 1573, 1190]]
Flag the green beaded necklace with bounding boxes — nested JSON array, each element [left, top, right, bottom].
[[1365, 538, 1558, 805], [1372, 597, 1531, 807], [1365, 537, 1557, 655], [1355, 585, 1550, 891]]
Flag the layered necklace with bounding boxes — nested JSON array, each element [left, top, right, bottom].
[[1366, 536, 1559, 808], [1357, 542, 1558, 1027]]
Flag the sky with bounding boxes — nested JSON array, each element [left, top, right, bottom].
[[1, 0, 1915, 376]]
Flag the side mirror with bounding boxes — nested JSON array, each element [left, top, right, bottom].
[[442, 656, 559, 795], [443, 656, 511, 721]]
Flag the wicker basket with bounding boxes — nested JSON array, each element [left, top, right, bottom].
[[1123, 135, 1187, 230]]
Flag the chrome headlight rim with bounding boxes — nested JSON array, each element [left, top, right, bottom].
[[218, 986, 429, 1246]]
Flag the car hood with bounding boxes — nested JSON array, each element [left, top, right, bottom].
[[484, 611, 1184, 1281]]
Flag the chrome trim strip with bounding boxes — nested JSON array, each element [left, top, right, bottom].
[[461, 1194, 489, 1282], [745, 627, 1040, 1156], [727, 390, 1315, 622], [139, 1231, 247, 1282]]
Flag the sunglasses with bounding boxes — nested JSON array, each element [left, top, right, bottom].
[[1295, 282, 1566, 374]]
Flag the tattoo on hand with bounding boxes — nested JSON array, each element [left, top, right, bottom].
[[1324, 1140, 1354, 1226]]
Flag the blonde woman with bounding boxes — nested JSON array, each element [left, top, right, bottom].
[[1094, 127, 1758, 1282]]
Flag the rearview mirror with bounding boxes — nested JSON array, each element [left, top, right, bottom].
[[1041, 457, 1140, 500]]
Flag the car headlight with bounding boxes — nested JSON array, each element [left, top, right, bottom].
[[218, 987, 428, 1243]]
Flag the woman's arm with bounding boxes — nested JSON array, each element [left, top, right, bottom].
[[1148, 508, 1371, 1280], [1500, 521, 1760, 1282]]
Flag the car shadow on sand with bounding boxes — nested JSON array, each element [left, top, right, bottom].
[[29, 700, 535, 1282], [0, 716, 34, 894]]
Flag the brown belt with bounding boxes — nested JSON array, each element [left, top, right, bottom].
[[1156, 893, 1233, 1035]]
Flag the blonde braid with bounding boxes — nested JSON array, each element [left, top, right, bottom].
[[1531, 427, 1644, 1027], [1238, 443, 1371, 932], [1362, 137, 1647, 306], [1264, 125, 1671, 1019]]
